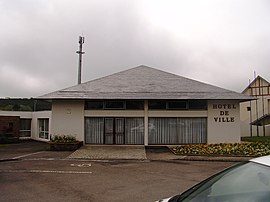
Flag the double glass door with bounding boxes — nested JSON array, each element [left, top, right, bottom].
[[104, 118, 125, 144]]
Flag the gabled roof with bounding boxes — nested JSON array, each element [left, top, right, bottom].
[[242, 75, 270, 94], [38, 65, 253, 100]]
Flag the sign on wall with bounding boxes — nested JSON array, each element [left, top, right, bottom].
[[212, 104, 236, 123]]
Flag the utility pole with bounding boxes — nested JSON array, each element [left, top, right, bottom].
[[76, 36, 85, 84]]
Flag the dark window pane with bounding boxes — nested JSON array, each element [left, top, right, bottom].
[[20, 119, 31, 130], [85, 101, 104, 109], [189, 100, 207, 110], [126, 101, 144, 110], [105, 101, 124, 109], [148, 101, 166, 110], [20, 119, 31, 137], [167, 101, 187, 109]]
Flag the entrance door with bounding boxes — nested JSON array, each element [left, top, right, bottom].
[[104, 118, 125, 144]]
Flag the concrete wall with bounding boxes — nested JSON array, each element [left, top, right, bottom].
[[51, 100, 84, 141], [208, 100, 240, 143]]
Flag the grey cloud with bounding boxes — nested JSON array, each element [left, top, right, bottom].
[[0, 0, 270, 97]]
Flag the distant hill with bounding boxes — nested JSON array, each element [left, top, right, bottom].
[[0, 98, 51, 111]]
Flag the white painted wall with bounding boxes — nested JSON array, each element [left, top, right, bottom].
[[208, 100, 240, 143], [51, 100, 84, 141]]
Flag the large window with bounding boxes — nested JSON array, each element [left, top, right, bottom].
[[38, 119, 49, 139], [148, 117, 207, 144], [20, 119, 31, 137], [85, 117, 144, 144], [125, 118, 144, 144]]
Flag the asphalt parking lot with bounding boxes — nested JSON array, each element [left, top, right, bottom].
[[0, 141, 236, 202]]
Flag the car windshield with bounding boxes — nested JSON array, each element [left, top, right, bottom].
[[177, 162, 270, 202]]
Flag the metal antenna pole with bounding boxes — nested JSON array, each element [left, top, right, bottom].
[[76, 36, 85, 84]]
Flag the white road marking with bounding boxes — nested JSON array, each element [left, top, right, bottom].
[[0, 170, 92, 174], [70, 163, 91, 167], [12, 151, 45, 159]]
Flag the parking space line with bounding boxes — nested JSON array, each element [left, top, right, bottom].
[[0, 169, 92, 174], [12, 151, 45, 159]]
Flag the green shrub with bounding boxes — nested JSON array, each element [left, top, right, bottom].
[[171, 142, 270, 157], [50, 135, 77, 143]]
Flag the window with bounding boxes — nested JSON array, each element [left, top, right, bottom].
[[104, 101, 125, 109], [85, 100, 145, 110], [38, 119, 49, 139], [148, 101, 167, 109], [85, 101, 104, 109], [126, 101, 144, 110], [167, 101, 187, 109], [189, 100, 207, 110], [20, 119, 31, 137], [148, 117, 207, 144], [149, 100, 207, 110]]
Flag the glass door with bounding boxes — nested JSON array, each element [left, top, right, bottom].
[[104, 118, 125, 144], [104, 118, 114, 144], [115, 118, 125, 144]]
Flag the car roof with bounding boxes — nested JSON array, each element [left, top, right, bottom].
[[250, 155, 270, 167]]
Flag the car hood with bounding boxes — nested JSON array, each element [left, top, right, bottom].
[[156, 197, 171, 202]]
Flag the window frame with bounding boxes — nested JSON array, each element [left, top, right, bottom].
[[38, 118, 49, 139], [20, 118, 32, 137]]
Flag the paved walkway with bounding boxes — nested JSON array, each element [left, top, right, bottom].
[[68, 145, 147, 160]]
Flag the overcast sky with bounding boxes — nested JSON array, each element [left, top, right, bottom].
[[0, 0, 270, 98]]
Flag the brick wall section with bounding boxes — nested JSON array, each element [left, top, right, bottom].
[[0, 116, 20, 137]]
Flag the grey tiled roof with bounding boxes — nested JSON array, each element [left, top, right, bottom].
[[38, 65, 253, 100]]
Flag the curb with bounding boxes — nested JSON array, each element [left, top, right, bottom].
[[0, 158, 20, 162]]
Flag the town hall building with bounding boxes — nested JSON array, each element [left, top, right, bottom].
[[35, 65, 252, 145]]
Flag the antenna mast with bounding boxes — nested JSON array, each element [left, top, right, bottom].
[[76, 36, 85, 84]]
